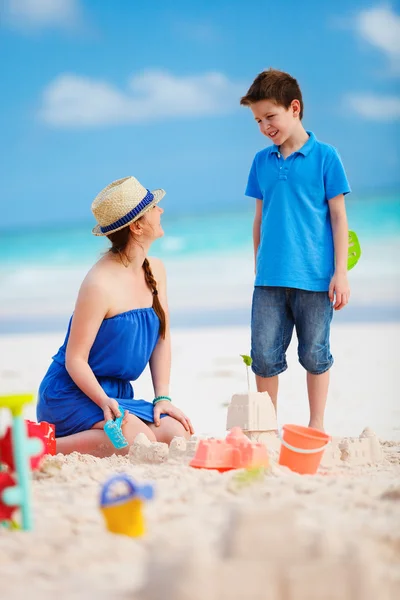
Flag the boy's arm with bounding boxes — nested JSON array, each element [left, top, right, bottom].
[[253, 199, 262, 273], [328, 194, 350, 311], [324, 147, 351, 311], [245, 155, 262, 274]]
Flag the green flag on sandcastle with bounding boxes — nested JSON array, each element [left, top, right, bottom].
[[240, 354, 252, 394]]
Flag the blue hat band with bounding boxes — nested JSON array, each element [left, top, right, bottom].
[[100, 189, 154, 234]]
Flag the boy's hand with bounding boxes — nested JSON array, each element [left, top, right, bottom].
[[329, 272, 350, 311]]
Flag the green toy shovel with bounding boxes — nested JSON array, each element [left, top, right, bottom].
[[347, 230, 361, 271]]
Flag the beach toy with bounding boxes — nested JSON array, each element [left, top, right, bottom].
[[240, 354, 253, 394], [233, 466, 265, 488], [226, 357, 278, 436], [0, 473, 18, 523], [0, 394, 44, 530], [278, 424, 331, 475], [100, 473, 154, 537], [104, 406, 128, 449], [28, 420, 56, 457], [347, 230, 361, 271], [190, 427, 269, 472], [0, 420, 56, 472]]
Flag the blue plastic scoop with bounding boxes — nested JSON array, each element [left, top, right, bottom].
[[104, 406, 128, 449]]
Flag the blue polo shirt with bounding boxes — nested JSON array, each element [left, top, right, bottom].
[[245, 131, 351, 292]]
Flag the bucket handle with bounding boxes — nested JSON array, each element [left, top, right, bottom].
[[278, 431, 330, 455], [100, 474, 154, 507], [100, 474, 137, 507]]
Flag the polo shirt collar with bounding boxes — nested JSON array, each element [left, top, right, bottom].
[[272, 130, 316, 156]]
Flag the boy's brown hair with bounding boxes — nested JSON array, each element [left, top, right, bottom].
[[240, 68, 304, 120]]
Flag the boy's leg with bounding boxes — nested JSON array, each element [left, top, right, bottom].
[[291, 290, 333, 431], [306, 371, 330, 430], [251, 286, 294, 413], [255, 374, 279, 410]]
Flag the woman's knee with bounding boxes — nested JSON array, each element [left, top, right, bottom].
[[124, 413, 156, 443], [151, 416, 190, 444]]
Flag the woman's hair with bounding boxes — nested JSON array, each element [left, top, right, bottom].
[[107, 224, 166, 339]]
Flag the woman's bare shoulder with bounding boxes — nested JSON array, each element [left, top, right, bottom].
[[148, 256, 166, 279], [79, 257, 115, 296]]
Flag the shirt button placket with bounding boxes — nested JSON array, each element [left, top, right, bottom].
[[278, 153, 287, 180]]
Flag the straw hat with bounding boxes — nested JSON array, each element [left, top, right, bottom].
[[91, 176, 166, 236]]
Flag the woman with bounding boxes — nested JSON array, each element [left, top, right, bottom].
[[37, 176, 193, 457]]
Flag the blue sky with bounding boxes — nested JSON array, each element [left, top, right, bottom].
[[0, 0, 399, 229]]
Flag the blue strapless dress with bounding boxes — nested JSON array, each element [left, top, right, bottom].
[[37, 308, 160, 437]]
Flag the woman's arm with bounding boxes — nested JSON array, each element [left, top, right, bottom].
[[65, 273, 121, 420], [148, 258, 171, 398], [328, 194, 350, 311], [148, 258, 193, 433]]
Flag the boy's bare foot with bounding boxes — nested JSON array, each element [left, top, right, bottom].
[[308, 420, 325, 432]]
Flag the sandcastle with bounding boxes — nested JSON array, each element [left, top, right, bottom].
[[338, 427, 383, 465], [129, 433, 200, 465], [225, 392, 384, 468], [189, 427, 269, 472], [127, 393, 384, 470], [226, 391, 278, 443], [129, 429, 270, 472], [128, 428, 383, 471]]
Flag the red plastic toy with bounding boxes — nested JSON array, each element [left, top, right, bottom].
[[190, 427, 269, 472], [0, 421, 55, 471], [0, 472, 18, 521]]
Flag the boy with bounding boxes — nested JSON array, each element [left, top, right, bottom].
[[240, 68, 350, 431]]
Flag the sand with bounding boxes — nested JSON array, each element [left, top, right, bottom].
[[1, 445, 399, 600], [0, 322, 399, 599]]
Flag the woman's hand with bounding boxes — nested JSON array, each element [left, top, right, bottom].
[[101, 398, 128, 424], [153, 401, 194, 434]]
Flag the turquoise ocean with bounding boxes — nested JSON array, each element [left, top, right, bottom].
[[0, 193, 399, 333]]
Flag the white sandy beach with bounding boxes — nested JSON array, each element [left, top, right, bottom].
[[0, 322, 398, 439], [0, 322, 399, 599]]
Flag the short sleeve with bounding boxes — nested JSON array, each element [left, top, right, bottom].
[[245, 156, 262, 199], [324, 148, 351, 201]]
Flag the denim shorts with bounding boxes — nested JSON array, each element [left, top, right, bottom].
[[251, 286, 334, 377]]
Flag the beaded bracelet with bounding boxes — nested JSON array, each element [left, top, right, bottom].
[[153, 395, 172, 405]]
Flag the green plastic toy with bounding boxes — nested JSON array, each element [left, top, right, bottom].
[[240, 355, 252, 394], [348, 231, 361, 271]]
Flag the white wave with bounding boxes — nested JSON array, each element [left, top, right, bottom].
[[0, 240, 398, 320], [159, 236, 186, 253]]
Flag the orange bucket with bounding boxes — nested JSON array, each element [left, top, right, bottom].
[[278, 425, 331, 475]]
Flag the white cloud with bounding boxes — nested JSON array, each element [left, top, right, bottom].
[[355, 5, 400, 59], [346, 93, 400, 121], [39, 70, 244, 128], [1, 0, 81, 30], [342, 5, 400, 121]]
